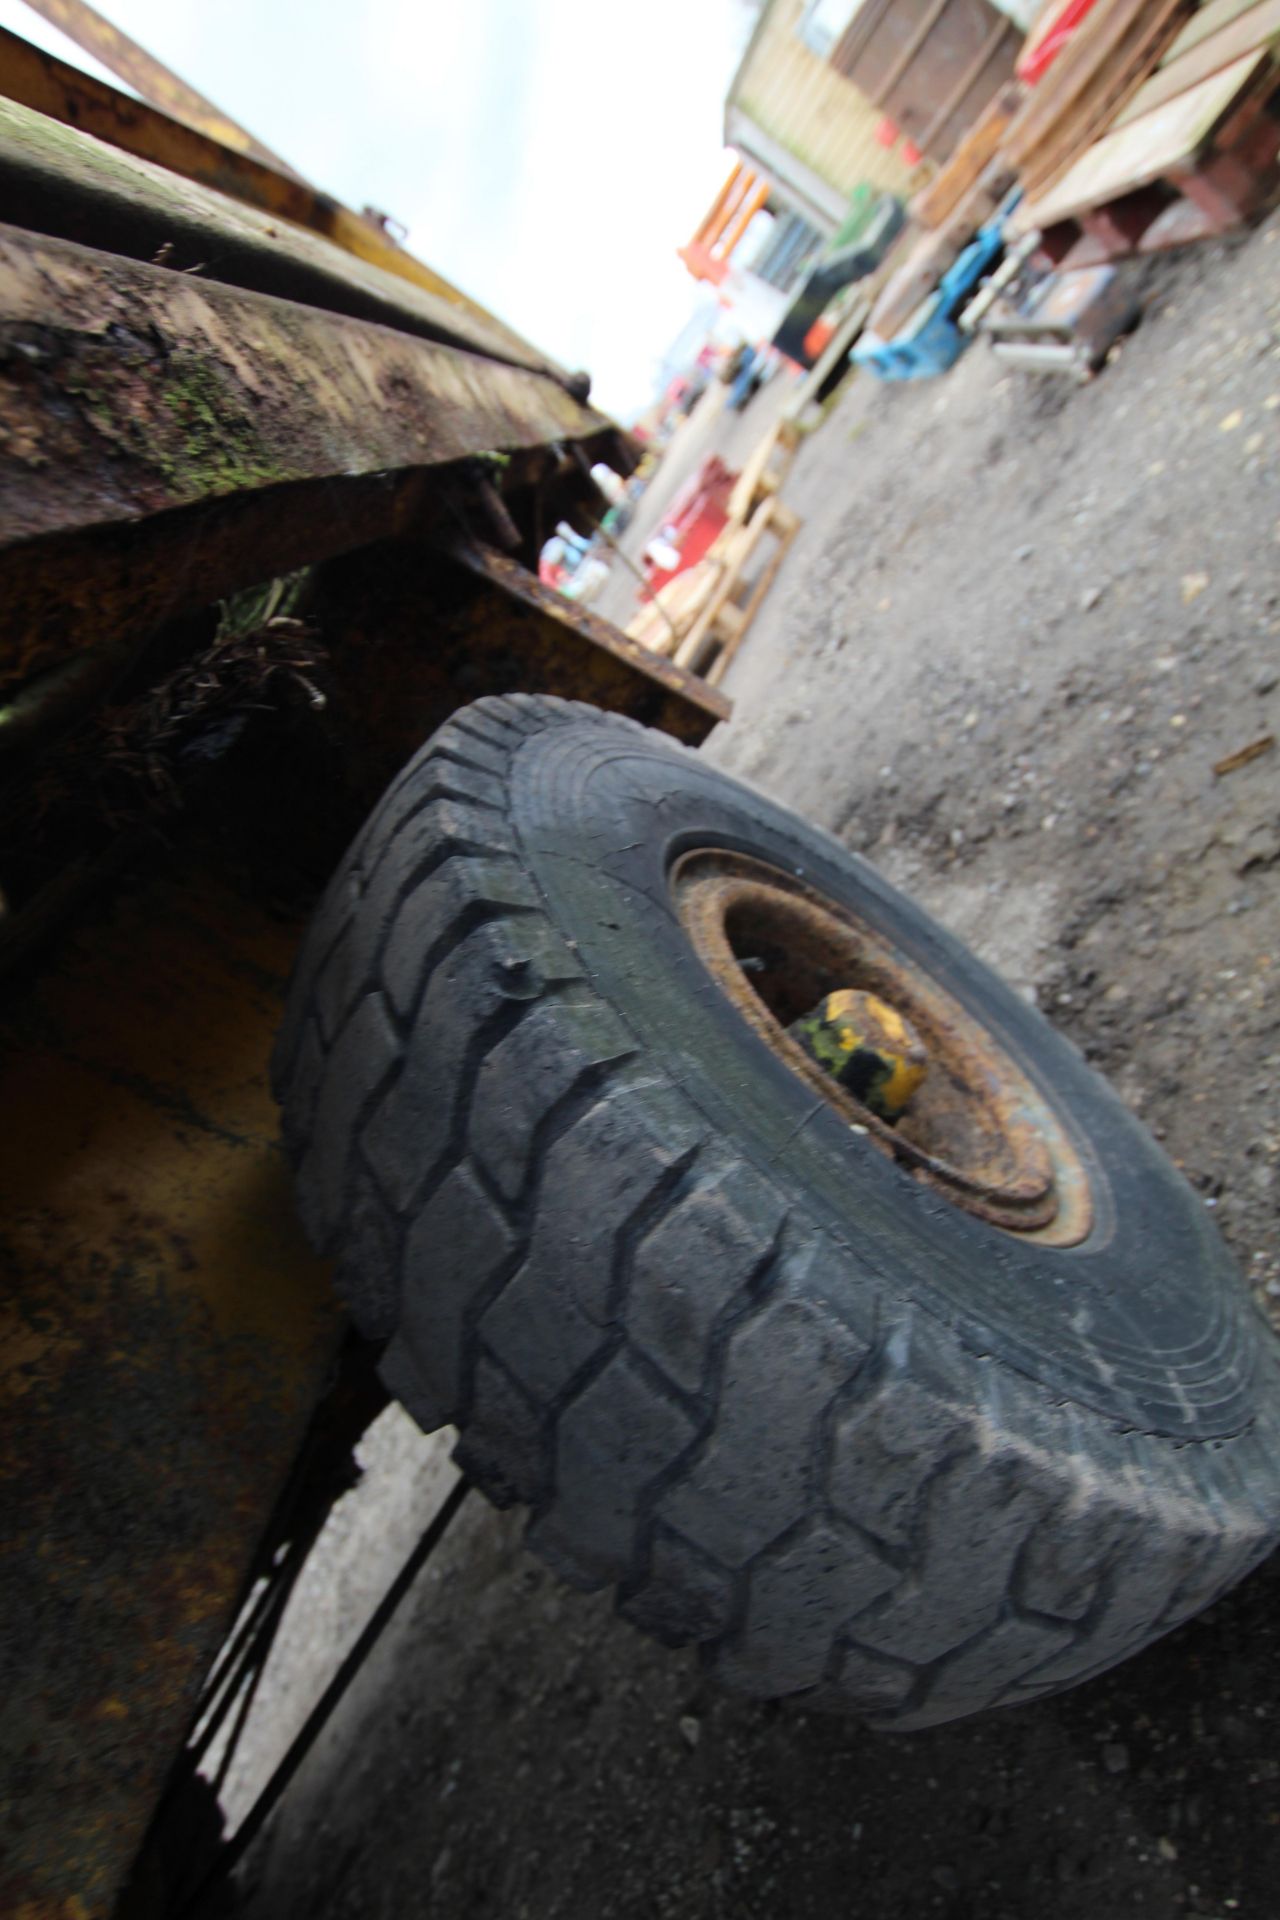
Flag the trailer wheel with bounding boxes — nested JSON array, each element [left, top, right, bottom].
[[273, 696, 1280, 1727]]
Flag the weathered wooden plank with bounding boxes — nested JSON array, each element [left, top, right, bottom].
[[910, 81, 1023, 229], [1026, 49, 1270, 228], [1112, 0, 1280, 130], [1166, 0, 1264, 62], [1009, 0, 1195, 200], [0, 222, 614, 686], [0, 221, 607, 548], [1003, 0, 1196, 169], [0, 26, 540, 362], [0, 94, 565, 378], [915, 17, 1017, 160]]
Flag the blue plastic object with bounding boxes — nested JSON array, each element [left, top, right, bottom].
[[855, 195, 1019, 383], [853, 292, 966, 382]]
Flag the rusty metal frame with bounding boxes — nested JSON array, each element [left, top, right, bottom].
[[0, 37, 725, 1917], [672, 850, 1093, 1243], [0, 89, 564, 375], [18, 0, 303, 174], [0, 23, 549, 364]]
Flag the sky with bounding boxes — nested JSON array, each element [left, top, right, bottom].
[[1, 0, 757, 416]]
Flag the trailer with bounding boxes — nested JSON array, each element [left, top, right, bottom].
[[7, 13, 1280, 1918], [0, 13, 723, 1913]]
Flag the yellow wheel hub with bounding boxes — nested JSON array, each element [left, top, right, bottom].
[[789, 987, 928, 1121]]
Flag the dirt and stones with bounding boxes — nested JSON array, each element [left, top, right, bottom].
[[236, 210, 1280, 1920]]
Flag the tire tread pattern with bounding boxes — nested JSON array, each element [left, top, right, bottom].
[[274, 696, 1280, 1727]]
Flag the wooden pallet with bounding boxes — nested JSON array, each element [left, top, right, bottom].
[[625, 561, 719, 657], [626, 421, 802, 677], [673, 495, 801, 687], [1019, 6, 1280, 259], [726, 416, 800, 524], [1002, 0, 1197, 200]]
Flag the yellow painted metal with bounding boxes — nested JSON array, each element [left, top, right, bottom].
[[819, 987, 930, 1118], [19, 0, 302, 175], [788, 985, 930, 1120], [0, 18, 711, 1912], [0, 22, 547, 365], [0, 866, 343, 1919]]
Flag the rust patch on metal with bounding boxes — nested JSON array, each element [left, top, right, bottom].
[[17, 0, 302, 176], [0, 869, 343, 1918], [447, 539, 729, 726], [0, 469, 426, 709], [314, 537, 725, 806], [672, 850, 1092, 1243]]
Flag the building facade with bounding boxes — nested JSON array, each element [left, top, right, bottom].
[[722, 0, 1027, 241]]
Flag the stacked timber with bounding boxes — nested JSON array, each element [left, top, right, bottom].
[[909, 83, 1026, 231], [1015, 0, 1280, 252], [871, 5, 1195, 340], [833, 3, 1280, 358], [1001, 0, 1199, 201]]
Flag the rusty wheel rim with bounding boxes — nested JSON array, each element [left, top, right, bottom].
[[671, 850, 1093, 1246]]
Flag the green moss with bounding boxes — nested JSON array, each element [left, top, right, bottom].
[[58, 345, 291, 498], [156, 358, 287, 495]]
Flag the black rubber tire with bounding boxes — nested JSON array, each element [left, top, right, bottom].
[[273, 696, 1280, 1728]]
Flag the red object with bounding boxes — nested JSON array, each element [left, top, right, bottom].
[[641, 455, 735, 598], [874, 116, 900, 148], [803, 317, 836, 361], [677, 239, 730, 286], [1017, 0, 1102, 85], [901, 140, 923, 167]]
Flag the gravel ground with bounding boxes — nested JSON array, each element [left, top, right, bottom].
[[236, 209, 1280, 1920]]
